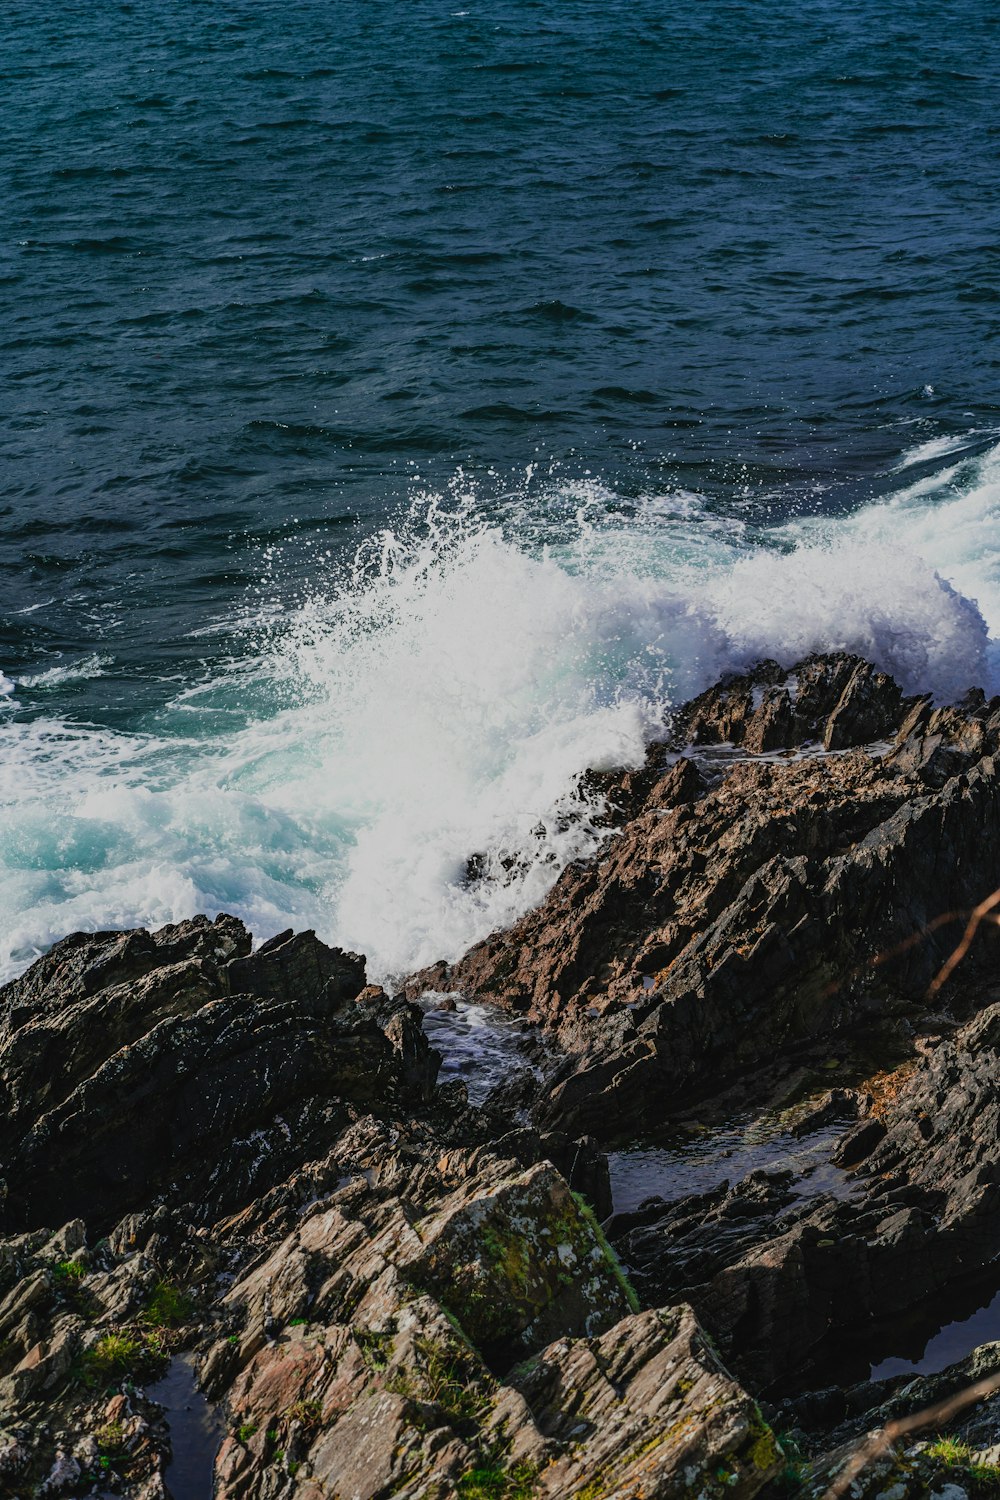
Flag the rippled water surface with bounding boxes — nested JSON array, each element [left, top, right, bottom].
[[4, 0, 1000, 977]]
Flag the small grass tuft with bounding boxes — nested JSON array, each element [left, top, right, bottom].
[[94, 1420, 125, 1456], [287, 1397, 323, 1428], [926, 1436, 1000, 1494], [355, 1328, 392, 1371], [84, 1333, 142, 1382], [928, 1436, 974, 1467], [52, 1259, 95, 1314], [457, 1462, 538, 1499], [53, 1259, 86, 1285], [142, 1281, 193, 1329], [82, 1329, 168, 1386], [384, 1336, 493, 1430]]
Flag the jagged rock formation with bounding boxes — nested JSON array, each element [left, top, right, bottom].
[[788, 1341, 1000, 1497], [9, 653, 1000, 1498], [0, 917, 781, 1499], [407, 654, 1000, 1138], [208, 1154, 774, 1499], [611, 999, 1000, 1389], [0, 919, 434, 1235]]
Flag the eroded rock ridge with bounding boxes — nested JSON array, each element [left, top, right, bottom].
[[6, 653, 1000, 1498]]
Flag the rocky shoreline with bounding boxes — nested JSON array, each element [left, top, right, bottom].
[[5, 653, 1000, 1498]]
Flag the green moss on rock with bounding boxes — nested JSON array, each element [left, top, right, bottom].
[[406, 1163, 635, 1364]]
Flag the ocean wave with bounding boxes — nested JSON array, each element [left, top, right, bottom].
[[891, 431, 992, 472], [2, 450, 1000, 984]]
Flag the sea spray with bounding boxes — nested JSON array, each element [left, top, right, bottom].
[[1, 460, 998, 982]]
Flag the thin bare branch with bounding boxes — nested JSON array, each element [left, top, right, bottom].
[[821, 1367, 1000, 1499], [818, 889, 1000, 1005], [928, 886, 1000, 996]]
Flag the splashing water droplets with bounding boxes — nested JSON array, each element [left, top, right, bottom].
[[1, 462, 999, 983], [256, 495, 671, 979]]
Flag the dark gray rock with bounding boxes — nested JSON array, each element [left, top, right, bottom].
[[614, 1001, 1000, 1388], [0, 919, 437, 1235]]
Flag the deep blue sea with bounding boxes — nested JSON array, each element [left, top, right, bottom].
[[3, 0, 1000, 980]]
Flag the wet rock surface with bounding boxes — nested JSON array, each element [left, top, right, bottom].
[[407, 654, 1000, 1140], [609, 1000, 1000, 1391], [0, 916, 780, 1499], [10, 653, 1000, 1498]]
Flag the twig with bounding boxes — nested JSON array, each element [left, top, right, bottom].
[[928, 886, 1000, 996], [821, 1366, 1000, 1499], [819, 890, 1000, 1003]]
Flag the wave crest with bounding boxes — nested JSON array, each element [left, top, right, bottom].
[[1, 457, 998, 982]]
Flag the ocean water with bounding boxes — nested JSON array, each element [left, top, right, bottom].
[[3, 0, 1000, 982]]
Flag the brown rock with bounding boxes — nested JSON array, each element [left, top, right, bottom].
[[406, 653, 1000, 1139]]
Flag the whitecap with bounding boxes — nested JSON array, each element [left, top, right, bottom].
[[3, 446, 1000, 985]]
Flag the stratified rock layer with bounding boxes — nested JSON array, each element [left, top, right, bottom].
[[0, 919, 435, 1234], [408, 654, 1000, 1138], [0, 917, 781, 1499], [208, 1153, 774, 1499]]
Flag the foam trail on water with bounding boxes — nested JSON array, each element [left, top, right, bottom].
[[892, 432, 982, 472], [17, 653, 114, 689], [2, 450, 1000, 984]]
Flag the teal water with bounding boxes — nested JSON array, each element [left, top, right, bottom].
[[3, 0, 1000, 979]]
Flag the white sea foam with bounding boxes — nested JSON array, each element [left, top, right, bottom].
[[3, 448, 1000, 984], [892, 432, 983, 471], [18, 652, 113, 689], [702, 541, 987, 700]]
